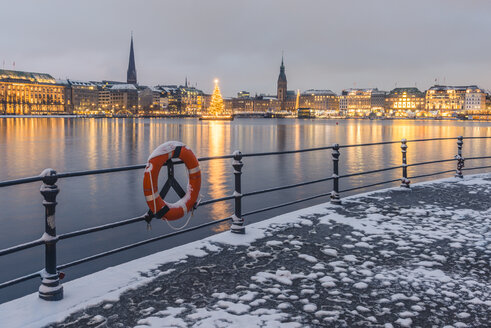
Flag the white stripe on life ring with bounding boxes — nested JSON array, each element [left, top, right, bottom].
[[188, 166, 200, 174], [181, 203, 188, 215], [145, 191, 160, 202]]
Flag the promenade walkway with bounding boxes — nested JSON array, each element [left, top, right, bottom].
[[1, 174, 490, 327]]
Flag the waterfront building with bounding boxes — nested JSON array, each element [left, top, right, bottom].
[[237, 91, 250, 98], [464, 86, 486, 111], [425, 85, 467, 116], [93, 82, 112, 113], [232, 94, 254, 112], [339, 93, 348, 116], [253, 95, 280, 112], [343, 88, 387, 117], [300, 90, 339, 115], [60, 80, 99, 114], [110, 83, 138, 114], [138, 86, 161, 114], [155, 85, 205, 114], [464, 86, 490, 120], [386, 87, 425, 117], [0, 69, 66, 115]]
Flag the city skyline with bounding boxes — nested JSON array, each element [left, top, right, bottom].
[[2, 0, 491, 96]]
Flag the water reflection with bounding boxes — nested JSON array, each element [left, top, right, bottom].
[[206, 121, 232, 232]]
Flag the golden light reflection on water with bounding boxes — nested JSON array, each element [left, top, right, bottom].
[[205, 121, 232, 232]]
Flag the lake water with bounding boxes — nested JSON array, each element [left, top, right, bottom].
[[0, 117, 490, 302]]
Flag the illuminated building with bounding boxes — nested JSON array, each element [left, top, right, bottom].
[[339, 93, 348, 115], [253, 95, 279, 112], [155, 84, 205, 114], [0, 69, 66, 115], [464, 86, 490, 120], [232, 92, 254, 112], [138, 87, 161, 114], [237, 91, 250, 98], [386, 87, 425, 117], [300, 90, 339, 115], [343, 88, 387, 117], [110, 84, 138, 114], [425, 85, 467, 115], [464, 86, 486, 111], [94, 82, 111, 112], [59, 80, 99, 114]]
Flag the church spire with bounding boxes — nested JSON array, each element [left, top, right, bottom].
[[127, 33, 137, 85], [277, 54, 287, 105]]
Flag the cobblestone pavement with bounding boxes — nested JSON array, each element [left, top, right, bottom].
[[47, 175, 491, 328]]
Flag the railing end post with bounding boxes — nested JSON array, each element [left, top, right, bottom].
[[400, 139, 410, 188], [330, 144, 342, 204], [455, 136, 464, 178], [231, 151, 245, 234], [39, 168, 63, 301]]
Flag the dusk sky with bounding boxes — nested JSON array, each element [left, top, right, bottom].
[[2, 0, 491, 96]]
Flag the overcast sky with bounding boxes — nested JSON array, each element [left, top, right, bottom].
[[2, 0, 491, 96]]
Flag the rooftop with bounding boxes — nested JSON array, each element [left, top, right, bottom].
[[302, 89, 337, 96], [0, 69, 56, 84], [110, 84, 137, 91]]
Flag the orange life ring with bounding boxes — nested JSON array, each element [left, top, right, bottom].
[[143, 141, 201, 221]]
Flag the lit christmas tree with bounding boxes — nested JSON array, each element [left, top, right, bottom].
[[208, 79, 225, 116]]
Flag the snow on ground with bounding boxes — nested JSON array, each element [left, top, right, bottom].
[[0, 174, 490, 327]]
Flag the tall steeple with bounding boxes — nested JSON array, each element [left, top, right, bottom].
[[277, 54, 287, 107], [127, 33, 137, 85]]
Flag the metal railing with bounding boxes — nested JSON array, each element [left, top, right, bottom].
[[0, 136, 490, 301]]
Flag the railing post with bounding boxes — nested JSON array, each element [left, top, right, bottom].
[[231, 151, 245, 234], [39, 169, 63, 301], [330, 144, 341, 204], [455, 136, 465, 178], [400, 138, 410, 188]]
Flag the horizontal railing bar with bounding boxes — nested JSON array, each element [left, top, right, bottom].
[[58, 214, 147, 240], [462, 165, 491, 171], [407, 158, 455, 167], [0, 176, 43, 187], [243, 192, 332, 217], [405, 137, 456, 143], [339, 178, 402, 193], [242, 145, 333, 157], [338, 165, 402, 179], [56, 164, 146, 179], [339, 141, 401, 148], [243, 176, 334, 198], [199, 195, 235, 206], [0, 271, 41, 289], [464, 156, 491, 161], [456, 136, 491, 140], [338, 136, 491, 150], [0, 239, 44, 257], [57, 216, 233, 270], [408, 169, 455, 180], [197, 155, 234, 162]]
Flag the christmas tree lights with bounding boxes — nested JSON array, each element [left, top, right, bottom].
[[208, 79, 225, 116]]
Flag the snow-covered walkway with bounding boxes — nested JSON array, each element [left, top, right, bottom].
[[1, 174, 490, 328]]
